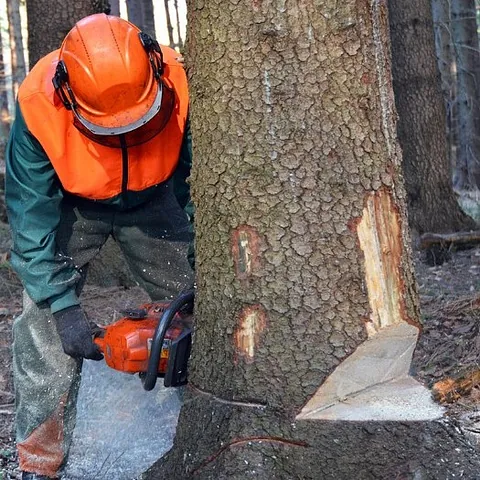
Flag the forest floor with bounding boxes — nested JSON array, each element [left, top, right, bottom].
[[0, 224, 480, 479]]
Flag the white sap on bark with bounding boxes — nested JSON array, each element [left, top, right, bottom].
[[297, 191, 444, 421]]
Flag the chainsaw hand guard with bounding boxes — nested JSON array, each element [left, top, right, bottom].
[[142, 289, 195, 391]]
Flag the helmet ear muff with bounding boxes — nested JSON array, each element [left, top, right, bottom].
[[52, 60, 77, 110], [138, 31, 164, 80]]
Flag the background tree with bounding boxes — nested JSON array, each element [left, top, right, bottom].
[[0, 23, 10, 144], [145, 1, 479, 478], [125, 0, 142, 27], [451, 0, 480, 190], [163, 0, 175, 47], [108, 0, 120, 16], [126, 0, 155, 39], [388, 0, 476, 238], [25, 0, 111, 69], [0, 21, 8, 223], [173, 0, 184, 51], [161, 0, 185, 50], [141, 0, 155, 39], [6, 0, 26, 99], [432, 0, 456, 158]]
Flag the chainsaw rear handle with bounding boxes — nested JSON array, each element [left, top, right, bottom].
[[143, 289, 195, 391]]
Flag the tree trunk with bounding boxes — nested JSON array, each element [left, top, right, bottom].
[[107, 0, 120, 16], [388, 0, 476, 237], [126, 0, 141, 28], [145, 1, 479, 478], [173, 0, 184, 51], [0, 170, 5, 223], [0, 17, 11, 148], [451, 0, 480, 189], [432, 0, 456, 172], [26, 0, 111, 69], [0, 11, 11, 223], [432, 0, 454, 107], [6, 0, 27, 99], [126, 0, 156, 38], [141, 0, 156, 39], [163, 0, 175, 47]]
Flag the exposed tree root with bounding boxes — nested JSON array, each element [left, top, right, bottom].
[[420, 231, 480, 250], [419, 230, 480, 265], [190, 436, 309, 476]]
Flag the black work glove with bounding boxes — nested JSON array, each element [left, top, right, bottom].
[[53, 306, 104, 361]]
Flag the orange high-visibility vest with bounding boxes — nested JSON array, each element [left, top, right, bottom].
[[18, 47, 189, 201]]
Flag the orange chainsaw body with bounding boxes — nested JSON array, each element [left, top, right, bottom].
[[94, 303, 192, 375]]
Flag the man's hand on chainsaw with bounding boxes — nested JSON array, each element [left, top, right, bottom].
[[53, 306, 104, 361]]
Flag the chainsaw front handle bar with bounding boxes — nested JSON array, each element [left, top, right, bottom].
[[143, 289, 195, 391]]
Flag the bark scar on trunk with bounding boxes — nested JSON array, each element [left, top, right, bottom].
[[231, 225, 261, 279], [234, 305, 267, 363], [295, 189, 443, 421], [356, 188, 410, 336]]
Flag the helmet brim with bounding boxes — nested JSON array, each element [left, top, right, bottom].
[[72, 82, 164, 136], [72, 81, 175, 148]]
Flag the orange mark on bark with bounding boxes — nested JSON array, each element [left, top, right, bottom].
[[231, 225, 261, 279], [234, 305, 267, 363], [361, 73, 373, 84]]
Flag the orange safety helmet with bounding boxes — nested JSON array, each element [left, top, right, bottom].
[[52, 13, 174, 147]]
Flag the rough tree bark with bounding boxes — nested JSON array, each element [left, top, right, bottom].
[[25, 0, 111, 69], [144, 1, 479, 479], [451, 0, 480, 190], [387, 0, 476, 238]]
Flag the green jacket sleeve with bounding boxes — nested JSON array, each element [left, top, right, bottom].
[[5, 103, 80, 313]]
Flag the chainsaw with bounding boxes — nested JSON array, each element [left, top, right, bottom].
[[94, 289, 194, 390]]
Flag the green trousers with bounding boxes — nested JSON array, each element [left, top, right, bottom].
[[13, 184, 194, 477]]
